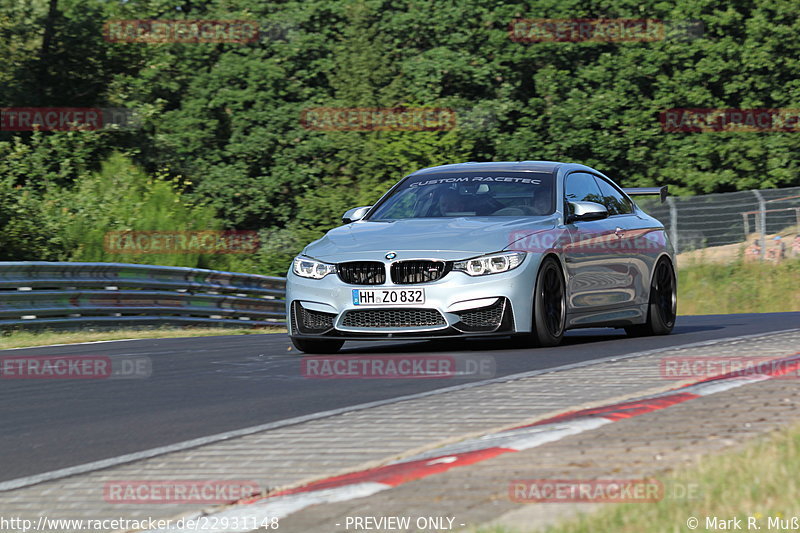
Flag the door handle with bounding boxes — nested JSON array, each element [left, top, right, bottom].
[[614, 227, 625, 237]]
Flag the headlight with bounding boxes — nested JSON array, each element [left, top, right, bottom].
[[453, 252, 526, 276], [292, 256, 337, 279]]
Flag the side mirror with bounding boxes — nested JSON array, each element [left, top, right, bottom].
[[566, 201, 608, 223], [342, 206, 372, 224]]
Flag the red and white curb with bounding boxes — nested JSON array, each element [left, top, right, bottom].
[[142, 352, 800, 533]]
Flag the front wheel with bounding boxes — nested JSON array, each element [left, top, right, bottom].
[[290, 337, 344, 354], [513, 257, 567, 348], [625, 258, 676, 337], [534, 257, 567, 346]]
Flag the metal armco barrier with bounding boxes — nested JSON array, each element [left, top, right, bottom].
[[0, 262, 287, 330]]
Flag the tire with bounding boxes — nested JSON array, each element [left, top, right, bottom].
[[508, 257, 567, 349], [625, 258, 677, 337], [533, 257, 567, 346], [290, 337, 344, 354]]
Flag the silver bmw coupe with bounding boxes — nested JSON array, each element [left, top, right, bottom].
[[286, 161, 676, 353]]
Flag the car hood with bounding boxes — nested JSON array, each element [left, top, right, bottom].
[[304, 216, 557, 261]]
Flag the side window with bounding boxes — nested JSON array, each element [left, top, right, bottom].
[[593, 176, 633, 216], [565, 172, 604, 212]]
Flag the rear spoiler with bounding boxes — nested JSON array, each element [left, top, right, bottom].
[[623, 186, 669, 204]]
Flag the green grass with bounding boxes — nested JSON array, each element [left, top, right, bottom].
[[543, 424, 800, 533], [0, 326, 286, 350], [477, 423, 800, 533], [678, 258, 800, 315]]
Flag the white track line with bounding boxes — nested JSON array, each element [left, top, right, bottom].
[[0, 334, 267, 351], [1, 328, 796, 492], [1, 338, 157, 351]]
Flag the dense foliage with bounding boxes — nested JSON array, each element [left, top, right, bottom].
[[1, 0, 798, 274]]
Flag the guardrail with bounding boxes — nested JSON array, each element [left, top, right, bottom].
[[0, 262, 287, 330]]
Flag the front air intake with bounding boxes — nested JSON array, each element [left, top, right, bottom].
[[342, 308, 446, 328], [291, 301, 335, 334]]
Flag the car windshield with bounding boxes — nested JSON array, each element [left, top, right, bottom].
[[368, 171, 555, 220]]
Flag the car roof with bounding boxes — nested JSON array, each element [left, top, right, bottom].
[[408, 161, 573, 175]]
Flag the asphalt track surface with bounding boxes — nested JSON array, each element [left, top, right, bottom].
[[1, 312, 798, 482]]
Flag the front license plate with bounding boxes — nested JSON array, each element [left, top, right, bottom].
[[352, 288, 425, 306]]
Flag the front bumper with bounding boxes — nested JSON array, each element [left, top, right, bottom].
[[286, 256, 541, 341]]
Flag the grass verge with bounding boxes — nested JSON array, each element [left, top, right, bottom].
[[678, 258, 800, 315], [0, 326, 286, 350], [541, 423, 800, 533], [478, 423, 800, 533]]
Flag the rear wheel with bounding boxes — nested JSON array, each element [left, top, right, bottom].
[[625, 258, 676, 337], [290, 337, 344, 354]]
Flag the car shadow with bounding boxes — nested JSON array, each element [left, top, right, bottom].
[[338, 324, 726, 355]]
